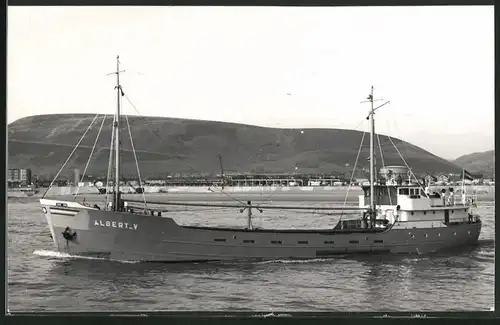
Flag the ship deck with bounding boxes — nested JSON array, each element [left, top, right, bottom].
[[180, 225, 388, 234]]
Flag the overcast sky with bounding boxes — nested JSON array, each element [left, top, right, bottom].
[[8, 6, 493, 160]]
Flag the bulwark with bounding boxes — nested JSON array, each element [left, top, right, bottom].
[[94, 220, 138, 230]]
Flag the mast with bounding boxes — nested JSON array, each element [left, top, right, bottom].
[[368, 86, 375, 226], [115, 56, 121, 210], [362, 86, 390, 227], [107, 55, 125, 211]]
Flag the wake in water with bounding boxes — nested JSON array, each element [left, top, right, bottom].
[[254, 257, 347, 265], [33, 249, 139, 264]]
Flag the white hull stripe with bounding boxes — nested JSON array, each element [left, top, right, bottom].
[[49, 208, 78, 216]]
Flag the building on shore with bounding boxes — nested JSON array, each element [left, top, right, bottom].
[[7, 168, 32, 187]]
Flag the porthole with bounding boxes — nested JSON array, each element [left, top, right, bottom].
[[453, 232, 456, 236], [408, 232, 412, 235], [411, 212, 414, 215], [424, 211, 427, 215], [411, 235, 415, 238], [365, 237, 368, 240], [468, 231, 471, 235], [433, 211, 435, 214], [438, 233, 441, 237], [233, 236, 237, 239], [424, 234, 428, 237]]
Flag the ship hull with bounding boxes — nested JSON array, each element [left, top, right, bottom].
[[41, 200, 482, 262]]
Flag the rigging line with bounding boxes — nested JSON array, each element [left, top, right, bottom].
[[340, 130, 366, 220], [125, 113, 147, 208], [270, 208, 349, 217], [125, 199, 362, 210], [164, 207, 235, 213], [387, 134, 428, 197], [105, 114, 117, 208], [74, 114, 108, 200], [42, 113, 101, 198], [376, 133, 392, 206], [123, 94, 162, 139]]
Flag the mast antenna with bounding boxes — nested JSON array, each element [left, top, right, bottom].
[[361, 86, 390, 228], [107, 55, 126, 211]]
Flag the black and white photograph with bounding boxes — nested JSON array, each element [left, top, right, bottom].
[[7, 5, 494, 313]]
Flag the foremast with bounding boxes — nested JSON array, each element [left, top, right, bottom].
[[368, 87, 375, 226], [108, 55, 125, 211]]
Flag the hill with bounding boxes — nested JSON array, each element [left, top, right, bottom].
[[8, 114, 463, 180], [452, 150, 495, 177]]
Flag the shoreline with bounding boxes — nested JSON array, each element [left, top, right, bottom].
[[8, 184, 495, 202]]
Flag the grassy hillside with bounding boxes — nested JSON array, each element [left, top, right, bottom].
[[8, 114, 463, 179], [452, 150, 495, 177]]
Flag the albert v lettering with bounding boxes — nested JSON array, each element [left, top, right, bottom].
[[94, 220, 138, 230]]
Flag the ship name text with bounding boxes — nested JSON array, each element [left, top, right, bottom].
[[94, 220, 138, 230]]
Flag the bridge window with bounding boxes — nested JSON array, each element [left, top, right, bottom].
[[324, 240, 335, 244], [214, 238, 226, 242], [271, 240, 282, 244], [298, 241, 309, 244], [349, 240, 359, 244], [374, 240, 383, 243], [399, 188, 409, 195], [243, 239, 255, 244]]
